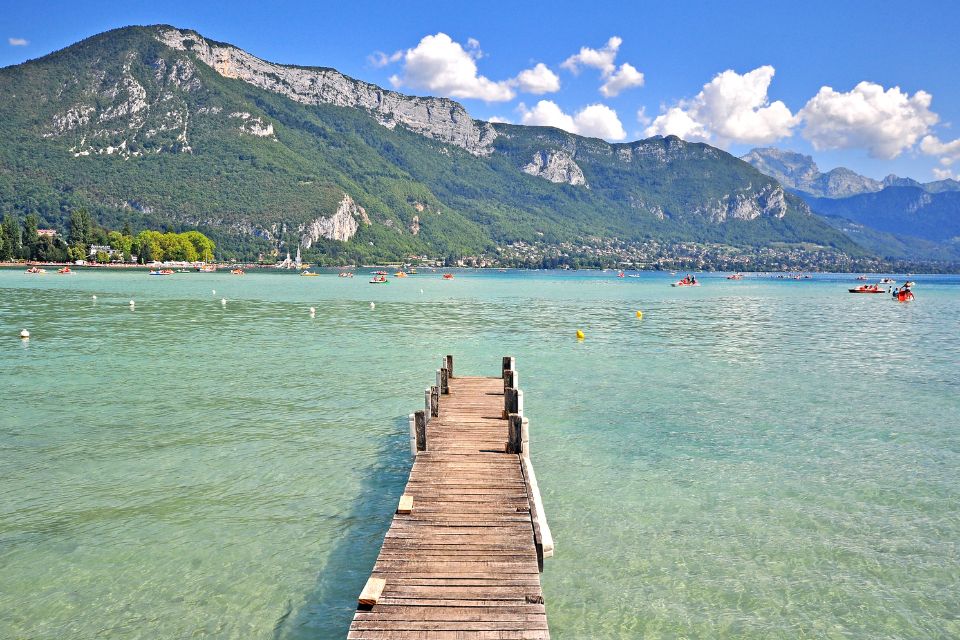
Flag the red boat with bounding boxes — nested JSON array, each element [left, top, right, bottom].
[[442, 273, 454, 280], [672, 275, 699, 287], [893, 285, 915, 302], [848, 284, 885, 294], [726, 273, 743, 280]]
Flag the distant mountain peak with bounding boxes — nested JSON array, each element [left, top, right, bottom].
[[743, 147, 960, 199]]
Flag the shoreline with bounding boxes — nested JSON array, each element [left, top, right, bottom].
[[0, 261, 951, 276]]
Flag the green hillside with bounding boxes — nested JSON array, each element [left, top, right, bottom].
[[0, 25, 864, 264]]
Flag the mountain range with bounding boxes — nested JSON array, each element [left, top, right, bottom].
[[0, 25, 945, 267], [742, 148, 960, 261]]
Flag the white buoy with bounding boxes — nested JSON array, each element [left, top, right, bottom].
[[370, 302, 375, 309], [92, 295, 97, 300], [309, 306, 316, 315], [212, 289, 216, 295], [129, 299, 135, 307], [19, 329, 30, 339], [420, 289, 424, 294], [221, 298, 227, 306]]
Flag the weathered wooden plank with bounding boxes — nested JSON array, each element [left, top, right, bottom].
[[359, 577, 387, 606]]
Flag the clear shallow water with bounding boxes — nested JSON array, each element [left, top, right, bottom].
[[1, 268, 958, 639]]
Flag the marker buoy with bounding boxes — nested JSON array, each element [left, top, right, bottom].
[[370, 302, 375, 309], [221, 298, 227, 306], [19, 329, 30, 339], [309, 306, 316, 316], [636, 311, 643, 319], [576, 329, 585, 340], [92, 295, 97, 300], [129, 300, 135, 307], [212, 289, 216, 295]]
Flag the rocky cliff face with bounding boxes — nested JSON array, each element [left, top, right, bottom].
[[45, 51, 199, 156], [521, 151, 587, 186], [299, 193, 371, 246], [696, 183, 788, 222], [156, 27, 497, 155]]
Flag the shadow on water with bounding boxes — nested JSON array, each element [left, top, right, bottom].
[[274, 415, 411, 639]]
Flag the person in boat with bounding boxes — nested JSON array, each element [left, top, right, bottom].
[[691, 275, 697, 285]]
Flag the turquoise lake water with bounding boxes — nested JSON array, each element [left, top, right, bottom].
[[1, 268, 958, 639]]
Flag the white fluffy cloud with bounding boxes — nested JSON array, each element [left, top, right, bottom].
[[644, 66, 795, 146], [386, 33, 560, 101], [561, 36, 621, 76], [519, 100, 626, 140], [389, 33, 515, 102], [514, 63, 561, 94], [932, 167, 957, 180], [600, 63, 644, 97], [799, 82, 937, 159], [8, 37, 28, 46], [562, 36, 644, 97], [920, 134, 960, 166]]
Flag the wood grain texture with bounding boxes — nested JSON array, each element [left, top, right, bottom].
[[349, 371, 549, 639]]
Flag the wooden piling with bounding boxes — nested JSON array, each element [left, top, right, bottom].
[[414, 410, 426, 452], [440, 366, 449, 395]]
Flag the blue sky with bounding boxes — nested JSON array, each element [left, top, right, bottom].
[[4, 0, 960, 181]]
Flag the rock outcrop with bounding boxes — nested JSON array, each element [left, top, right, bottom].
[[157, 27, 497, 155], [696, 183, 788, 222], [300, 193, 371, 246], [521, 151, 586, 186]]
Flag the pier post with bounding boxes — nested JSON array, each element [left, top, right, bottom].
[[414, 410, 426, 451], [507, 414, 523, 453], [440, 366, 449, 395], [430, 385, 440, 418], [502, 356, 515, 378], [521, 416, 530, 457], [504, 387, 518, 418], [445, 354, 454, 378], [424, 388, 432, 425], [408, 413, 416, 457], [504, 369, 516, 393]]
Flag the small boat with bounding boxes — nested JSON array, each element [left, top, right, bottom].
[[394, 271, 407, 278], [197, 265, 216, 272], [25, 266, 46, 274], [879, 278, 896, 284], [57, 267, 73, 274], [672, 275, 699, 287], [177, 269, 190, 273], [856, 275, 868, 281], [231, 268, 245, 275], [338, 271, 354, 278], [903, 281, 916, 288], [149, 269, 174, 276], [848, 284, 885, 293], [373, 270, 388, 276], [369, 274, 389, 284], [617, 271, 625, 278], [442, 273, 455, 280], [300, 270, 320, 277], [498, 268, 507, 273], [726, 273, 743, 280]]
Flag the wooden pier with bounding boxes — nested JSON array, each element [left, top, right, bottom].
[[349, 356, 554, 639]]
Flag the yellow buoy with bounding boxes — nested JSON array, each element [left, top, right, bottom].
[[636, 310, 643, 319], [576, 329, 585, 340]]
